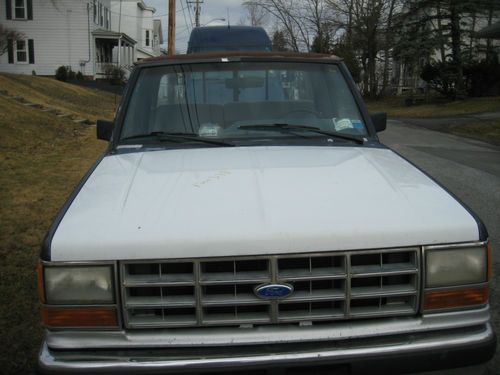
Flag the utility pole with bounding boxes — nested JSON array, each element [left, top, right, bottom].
[[188, 0, 203, 27], [167, 0, 176, 55]]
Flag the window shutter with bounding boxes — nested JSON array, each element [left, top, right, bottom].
[[7, 39, 14, 64], [6, 0, 12, 20], [27, 0, 33, 20], [28, 39, 35, 64]]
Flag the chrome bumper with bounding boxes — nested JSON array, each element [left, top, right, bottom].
[[38, 322, 496, 374]]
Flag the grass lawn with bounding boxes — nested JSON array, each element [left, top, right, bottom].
[[0, 74, 118, 122], [448, 119, 500, 145], [0, 78, 108, 373], [366, 96, 500, 118]]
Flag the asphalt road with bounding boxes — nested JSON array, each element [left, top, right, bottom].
[[379, 120, 500, 374]]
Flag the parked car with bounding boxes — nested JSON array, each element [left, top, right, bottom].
[[37, 51, 495, 374], [187, 26, 272, 53]]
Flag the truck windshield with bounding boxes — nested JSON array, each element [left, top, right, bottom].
[[120, 62, 367, 143]]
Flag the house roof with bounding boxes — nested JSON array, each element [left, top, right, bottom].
[[137, 47, 156, 58], [138, 0, 155, 12], [476, 22, 500, 39], [92, 29, 136, 45]]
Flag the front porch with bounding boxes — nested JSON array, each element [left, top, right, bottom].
[[92, 30, 136, 80]]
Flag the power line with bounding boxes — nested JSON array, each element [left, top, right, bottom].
[[185, 0, 194, 29], [179, 0, 192, 35], [187, 0, 203, 27]]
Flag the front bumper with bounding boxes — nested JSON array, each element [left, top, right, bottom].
[[38, 322, 496, 374]]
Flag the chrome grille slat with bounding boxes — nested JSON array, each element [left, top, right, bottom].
[[279, 290, 346, 302], [125, 295, 197, 307], [350, 285, 417, 298], [121, 248, 420, 328], [201, 294, 264, 306]]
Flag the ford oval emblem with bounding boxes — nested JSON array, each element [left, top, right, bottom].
[[255, 283, 294, 299]]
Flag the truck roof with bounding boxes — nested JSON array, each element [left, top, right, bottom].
[[138, 51, 342, 66], [187, 26, 272, 53]]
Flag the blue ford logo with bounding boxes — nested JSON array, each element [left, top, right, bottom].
[[255, 283, 294, 299]]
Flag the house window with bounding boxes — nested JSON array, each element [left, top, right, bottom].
[[104, 8, 109, 29], [99, 3, 103, 26], [14, 0, 27, 19], [15, 40, 28, 63], [145, 30, 150, 47], [93, 0, 97, 23]]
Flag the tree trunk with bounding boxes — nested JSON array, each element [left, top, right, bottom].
[[362, 56, 369, 96], [449, 0, 463, 94], [486, 0, 494, 61], [381, 0, 396, 97], [436, 2, 446, 62], [468, 11, 476, 62], [347, 0, 353, 47]]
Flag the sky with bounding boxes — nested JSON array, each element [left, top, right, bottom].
[[144, 0, 247, 53]]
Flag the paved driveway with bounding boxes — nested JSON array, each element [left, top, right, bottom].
[[379, 120, 500, 374]]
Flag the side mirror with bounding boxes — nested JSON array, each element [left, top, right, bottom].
[[96, 119, 114, 141], [371, 112, 387, 133]]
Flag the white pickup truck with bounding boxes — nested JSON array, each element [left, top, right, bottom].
[[37, 52, 495, 374]]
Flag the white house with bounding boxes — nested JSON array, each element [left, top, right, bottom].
[[110, 0, 163, 61], [0, 0, 163, 78]]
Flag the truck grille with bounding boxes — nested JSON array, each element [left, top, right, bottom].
[[120, 248, 420, 328]]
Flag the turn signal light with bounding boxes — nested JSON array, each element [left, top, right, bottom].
[[41, 307, 118, 328], [423, 286, 489, 311]]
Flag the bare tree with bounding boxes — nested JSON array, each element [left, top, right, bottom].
[[327, 0, 400, 97], [0, 25, 24, 56], [244, 0, 313, 51], [240, 2, 270, 26]]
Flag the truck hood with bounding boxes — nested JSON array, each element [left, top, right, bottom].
[[51, 146, 479, 261]]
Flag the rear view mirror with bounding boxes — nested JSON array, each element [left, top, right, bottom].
[[96, 119, 114, 141], [371, 112, 387, 133]]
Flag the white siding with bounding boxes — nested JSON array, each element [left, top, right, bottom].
[[110, 0, 158, 58], [0, 0, 112, 76]]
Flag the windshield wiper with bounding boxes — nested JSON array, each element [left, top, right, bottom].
[[121, 132, 234, 147], [238, 124, 364, 145]]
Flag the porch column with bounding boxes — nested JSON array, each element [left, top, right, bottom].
[[93, 37, 96, 79], [118, 37, 122, 66], [128, 45, 131, 66]]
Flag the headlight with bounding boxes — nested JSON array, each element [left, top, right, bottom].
[[423, 243, 491, 312], [44, 266, 114, 304], [426, 246, 487, 288]]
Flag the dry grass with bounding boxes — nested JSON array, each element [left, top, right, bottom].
[[448, 119, 500, 145], [0, 73, 117, 122], [0, 84, 107, 373], [366, 96, 500, 118]]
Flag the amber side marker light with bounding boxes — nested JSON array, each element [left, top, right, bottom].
[[423, 285, 489, 311], [41, 307, 118, 328]]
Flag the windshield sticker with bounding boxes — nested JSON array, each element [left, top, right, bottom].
[[334, 118, 353, 131], [198, 124, 222, 137], [351, 120, 364, 129]]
